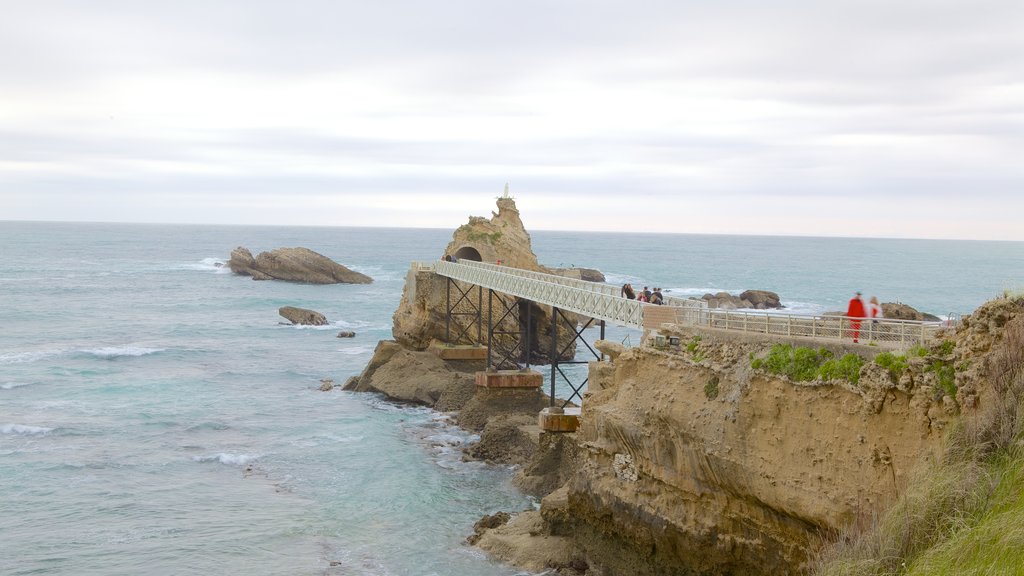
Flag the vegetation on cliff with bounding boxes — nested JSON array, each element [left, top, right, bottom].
[[812, 296, 1024, 576]]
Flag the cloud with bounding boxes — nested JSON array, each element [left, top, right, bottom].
[[1, 1, 1023, 239]]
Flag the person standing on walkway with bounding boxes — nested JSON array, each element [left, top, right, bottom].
[[651, 288, 664, 305], [847, 291, 866, 343], [621, 283, 636, 299], [868, 296, 883, 320]]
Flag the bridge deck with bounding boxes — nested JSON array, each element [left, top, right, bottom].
[[421, 260, 942, 348]]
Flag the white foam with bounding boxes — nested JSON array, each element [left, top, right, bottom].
[[82, 346, 165, 359], [193, 453, 261, 466], [180, 257, 231, 274], [1, 382, 31, 390], [665, 286, 745, 297], [0, 350, 62, 365], [603, 272, 645, 285], [337, 346, 374, 355], [2, 423, 53, 435]]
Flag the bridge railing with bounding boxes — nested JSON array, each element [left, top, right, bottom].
[[688, 308, 940, 347], [451, 260, 708, 310], [428, 260, 650, 328]]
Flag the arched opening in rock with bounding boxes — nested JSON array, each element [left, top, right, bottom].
[[454, 246, 482, 262]]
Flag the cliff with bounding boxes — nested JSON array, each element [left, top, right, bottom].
[[476, 298, 1022, 575]]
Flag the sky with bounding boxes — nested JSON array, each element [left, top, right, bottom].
[[1, 1, 1023, 240]]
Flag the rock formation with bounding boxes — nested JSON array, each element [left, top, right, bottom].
[[392, 197, 579, 364], [699, 289, 783, 310], [443, 197, 543, 270], [229, 246, 372, 284], [278, 306, 328, 326], [551, 267, 606, 283], [471, 297, 1022, 575], [882, 301, 941, 321]]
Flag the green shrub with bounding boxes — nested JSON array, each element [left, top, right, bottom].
[[937, 340, 955, 356], [750, 344, 857, 383], [930, 360, 956, 398], [704, 375, 720, 400], [874, 351, 909, 380], [908, 345, 929, 358], [819, 354, 865, 385]]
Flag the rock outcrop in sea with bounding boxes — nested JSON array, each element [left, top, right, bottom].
[[278, 306, 328, 326], [228, 246, 372, 284], [699, 289, 783, 309]]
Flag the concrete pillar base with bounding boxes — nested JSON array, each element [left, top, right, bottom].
[[539, 406, 580, 432], [429, 342, 488, 361], [475, 370, 543, 388]]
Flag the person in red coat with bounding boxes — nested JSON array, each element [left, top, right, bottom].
[[846, 292, 866, 343]]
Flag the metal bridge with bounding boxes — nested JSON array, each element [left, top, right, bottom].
[[421, 259, 943, 349]]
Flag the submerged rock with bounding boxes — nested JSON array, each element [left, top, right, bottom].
[[229, 246, 372, 284], [279, 306, 328, 326]]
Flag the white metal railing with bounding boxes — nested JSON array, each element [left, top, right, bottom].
[[431, 260, 649, 328], [691, 308, 940, 348]]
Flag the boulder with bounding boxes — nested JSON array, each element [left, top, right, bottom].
[[336, 331, 356, 338], [551, 267, 606, 283], [882, 302, 923, 321], [229, 246, 372, 284], [279, 306, 328, 326], [739, 289, 783, 309], [701, 290, 782, 310]]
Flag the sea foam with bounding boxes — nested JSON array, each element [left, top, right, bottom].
[[81, 346, 165, 359], [193, 453, 261, 466], [1, 381, 31, 390], [2, 423, 54, 435], [180, 257, 232, 274]]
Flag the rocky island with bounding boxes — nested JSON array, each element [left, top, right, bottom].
[[228, 246, 372, 284]]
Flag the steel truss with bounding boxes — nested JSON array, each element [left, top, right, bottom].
[[445, 278, 483, 346], [549, 307, 605, 408]]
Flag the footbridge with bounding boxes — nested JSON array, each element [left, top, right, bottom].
[[423, 259, 941, 348], [417, 259, 944, 429]]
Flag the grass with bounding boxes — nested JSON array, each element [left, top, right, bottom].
[[905, 451, 1024, 576], [812, 299, 1024, 576]]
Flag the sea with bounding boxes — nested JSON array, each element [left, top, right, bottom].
[[2, 221, 1022, 576]]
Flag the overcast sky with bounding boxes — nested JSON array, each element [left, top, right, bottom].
[[2, 1, 1022, 240]]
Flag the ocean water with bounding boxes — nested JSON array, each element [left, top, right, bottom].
[[2, 222, 1022, 575]]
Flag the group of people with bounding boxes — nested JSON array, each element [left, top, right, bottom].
[[846, 291, 883, 343], [621, 284, 664, 305]]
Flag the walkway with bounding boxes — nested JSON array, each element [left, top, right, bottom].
[[421, 260, 941, 348]]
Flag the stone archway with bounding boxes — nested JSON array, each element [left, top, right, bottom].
[[453, 246, 482, 262]]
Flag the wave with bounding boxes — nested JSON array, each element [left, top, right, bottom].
[[0, 350, 62, 365], [1, 381, 31, 390], [179, 257, 232, 274], [80, 346, 166, 359], [2, 423, 54, 435], [193, 453, 261, 466], [337, 346, 375, 355]]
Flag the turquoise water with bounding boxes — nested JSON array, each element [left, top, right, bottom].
[[2, 222, 1022, 575]]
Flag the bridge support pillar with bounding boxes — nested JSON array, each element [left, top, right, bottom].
[[475, 369, 543, 389], [429, 341, 488, 361], [538, 406, 580, 433]]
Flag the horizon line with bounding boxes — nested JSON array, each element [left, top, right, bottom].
[[2, 217, 1021, 244]]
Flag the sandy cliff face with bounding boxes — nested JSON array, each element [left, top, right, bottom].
[[475, 319, 1002, 576]]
